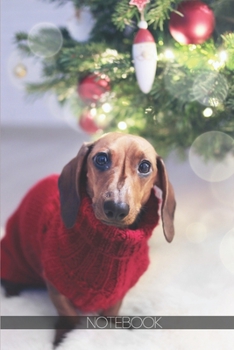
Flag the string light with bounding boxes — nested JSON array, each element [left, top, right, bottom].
[[102, 103, 112, 113], [219, 50, 228, 62], [164, 49, 175, 60], [208, 59, 224, 70], [90, 108, 97, 116], [189, 44, 197, 51], [203, 107, 213, 117], [208, 50, 227, 70], [118, 121, 127, 130]]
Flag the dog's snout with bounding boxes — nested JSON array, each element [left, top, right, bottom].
[[104, 201, 129, 221]]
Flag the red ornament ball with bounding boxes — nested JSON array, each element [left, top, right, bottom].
[[79, 111, 100, 134], [78, 74, 111, 103], [169, 1, 215, 45]]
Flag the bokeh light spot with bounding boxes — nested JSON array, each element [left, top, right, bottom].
[[189, 131, 234, 182], [28, 23, 63, 58], [192, 71, 228, 106], [219, 229, 234, 274], [118, 121, 127, 130], [203, 107, 213, 117]]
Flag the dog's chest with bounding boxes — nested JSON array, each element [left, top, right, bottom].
[[42, 226, 150, 312]]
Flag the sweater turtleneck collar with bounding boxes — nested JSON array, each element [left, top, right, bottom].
[[69, 189, 161, 258]]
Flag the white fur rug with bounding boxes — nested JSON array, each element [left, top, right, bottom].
[[1, 128, 234, 349], [1, 222, 234, 350]]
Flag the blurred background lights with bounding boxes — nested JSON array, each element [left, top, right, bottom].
[[8, 51, 42, 90], [209, 98, 220, 107], [189, 131, 234, 182], [210, 175, 234, 208], [219, 50, 228, 62], [90, 108, 97, 117], [203, 107, 213, 117], [164, 64, 195, 102], [189, 44, 197, 51], [192, 71, 229, 106], [102, 103, 112, 113], [97, 113, 106, 122], [13, 63, 27, 78], [28, 22, 63, 58], [219, 229, 234, 274], [164, 49, 175, 60], [118, 121, 127, 130], [201, 207, 234, 236]]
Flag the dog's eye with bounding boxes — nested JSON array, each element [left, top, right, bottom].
[[95, 153, 108, 165], [94, 152, 109, 169], [138, 161, 151, 174]]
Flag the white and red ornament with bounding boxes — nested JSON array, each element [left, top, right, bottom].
[[77, 73, 111, 103], [130, 0, 157, 94], [169, 1, 215, 45]]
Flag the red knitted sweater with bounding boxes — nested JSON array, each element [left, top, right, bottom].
[[1, 175, 160, 312]]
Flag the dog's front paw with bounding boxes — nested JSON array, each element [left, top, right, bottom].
[[53, 316, 79, 347], [53, 328, 69, 348]]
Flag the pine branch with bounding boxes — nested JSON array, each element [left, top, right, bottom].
[[112, 0, 139, 31], [146, 0, 182, 30], [14, 32, 33, 57]]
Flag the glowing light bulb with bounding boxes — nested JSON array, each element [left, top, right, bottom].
[[118, 121, 127, 130], [97, 114, 106, 122], [203, 107, 213, 117], [164, 49, 175, 60], [102, 103, 112, 113], [219, 51, 227, 62], [90, 108, 97, 116]]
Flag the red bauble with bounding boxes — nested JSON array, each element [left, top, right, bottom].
[[78, 74, 110, 103], [169, 1, 215, 45], [79, 111, 100, 134]]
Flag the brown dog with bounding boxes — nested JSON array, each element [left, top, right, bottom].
[[1, 132, 176, 345]]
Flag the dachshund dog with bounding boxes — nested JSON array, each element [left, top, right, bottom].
[[1, 132, 176, 346]]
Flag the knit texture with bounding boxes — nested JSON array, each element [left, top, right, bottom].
[[1, 175, 160, 312]]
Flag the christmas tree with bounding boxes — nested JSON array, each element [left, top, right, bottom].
[[14, 0, 234, 157]]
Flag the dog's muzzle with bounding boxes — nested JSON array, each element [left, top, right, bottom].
[[103, 201, 130, 223]]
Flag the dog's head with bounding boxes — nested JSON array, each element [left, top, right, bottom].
[[58, 133, 176, 242]]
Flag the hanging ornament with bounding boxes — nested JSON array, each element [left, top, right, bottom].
[[13, 63, 27, 79], [129, 0, 150, 12], [79, 110, 101, 134], [130, 0, 157, 94], [66, 6, 96, 42], [77, 74, 111, 103], [169, 1, 215, 45], [8, 51, 42, 90]]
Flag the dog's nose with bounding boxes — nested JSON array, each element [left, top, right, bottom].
[[104, 201, 130, 221]]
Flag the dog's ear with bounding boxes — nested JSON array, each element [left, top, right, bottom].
[[58, 142, 93, 228], [156, 157, 176, 243]]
